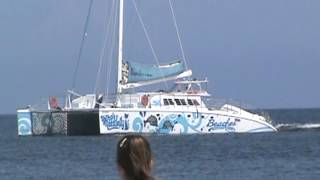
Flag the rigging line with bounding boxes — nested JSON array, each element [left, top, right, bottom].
[[106, 0, 119, 97], [168, 0, 189, 70], [94, 0, 116, 94], [132, 0, 168, 89], [71, 0, 94, 90], [132, 0, 159, 65]]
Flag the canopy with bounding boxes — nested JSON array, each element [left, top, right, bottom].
[[126, 61, 184, 83], [120, 60, 192, 89]]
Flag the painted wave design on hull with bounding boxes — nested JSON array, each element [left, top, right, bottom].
[[17, 112, 32, 135], [18, 118, 32, 135], [99, 111, 275, 134]]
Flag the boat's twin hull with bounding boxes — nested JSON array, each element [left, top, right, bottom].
[[17, 109, 100, 136], [17, 108, 276, 136]]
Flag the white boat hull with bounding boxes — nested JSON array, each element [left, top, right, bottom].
[[99, 108, 277, 134]]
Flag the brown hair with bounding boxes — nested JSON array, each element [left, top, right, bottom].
[[117, 135, 154, 180]]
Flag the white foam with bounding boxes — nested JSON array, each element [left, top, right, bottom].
[[276, 123, 320, 131]]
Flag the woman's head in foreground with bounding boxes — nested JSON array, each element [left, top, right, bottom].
[[117, 134, 154, 180]]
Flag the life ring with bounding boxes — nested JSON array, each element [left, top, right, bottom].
[[141, 95, 149, 107]]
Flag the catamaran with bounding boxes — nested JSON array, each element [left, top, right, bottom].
[[17, 0, 277, 136]]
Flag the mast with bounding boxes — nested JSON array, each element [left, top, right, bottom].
[[117, 0, 124, 94]]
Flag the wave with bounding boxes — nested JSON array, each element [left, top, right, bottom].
[[276, 123, 320, 132]]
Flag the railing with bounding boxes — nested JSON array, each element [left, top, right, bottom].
[[204, 97, 274, 123], [101, 93, 257, 113]]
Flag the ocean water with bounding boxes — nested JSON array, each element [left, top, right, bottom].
[[1, 109, 320, 180]]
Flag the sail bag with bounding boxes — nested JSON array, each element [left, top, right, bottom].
[[123, 61, 184, 83]]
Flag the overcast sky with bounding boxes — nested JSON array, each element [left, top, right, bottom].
[[1, 0, 320, 113]]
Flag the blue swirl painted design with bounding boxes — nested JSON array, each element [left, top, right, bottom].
[[158, 114, 190, 134], [168, 114, 178, 120], [129, 112, 205, 134], [187, 112, 203, 129], [158, 119, 172, 134], [18, 118, 32, 135], [132, 117, 143, 132], [175, 115, 189, 133]]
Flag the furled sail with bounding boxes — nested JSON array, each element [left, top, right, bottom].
[[121, 60, 192, 89], [127, 61, 184, 83]]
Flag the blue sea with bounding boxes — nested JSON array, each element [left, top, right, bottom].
[[1, 109, 320, 180]]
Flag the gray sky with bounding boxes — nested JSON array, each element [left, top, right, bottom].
[[1, 0, 320, 114]]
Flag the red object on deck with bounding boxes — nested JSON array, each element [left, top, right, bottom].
[[49, 97, 58, 109], [141, 95, 149, 107]]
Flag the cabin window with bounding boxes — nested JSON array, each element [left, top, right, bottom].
[[187, 99, 193, 105], [180, 99, 187, 105], [193, 99, 200, 106], [163, 99, 169, 106], [168, 99, 174, 105], [174, 99, 182, 105]]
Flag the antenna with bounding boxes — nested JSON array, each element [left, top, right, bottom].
[[117, 0, 124, 94]]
